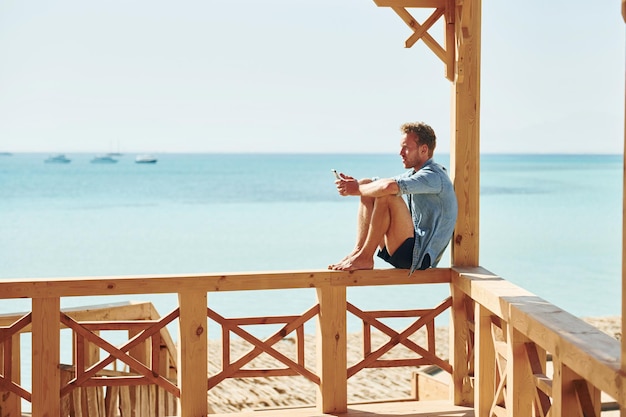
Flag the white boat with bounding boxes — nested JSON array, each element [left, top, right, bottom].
[[44, 154, 71, 164], [135, 154, 157, 164], [91, 155, 118, 164]]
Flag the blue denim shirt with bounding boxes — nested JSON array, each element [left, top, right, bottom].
[[394, 158, 458, 272]]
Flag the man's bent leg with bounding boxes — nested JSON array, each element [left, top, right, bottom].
[[328, 194, 375, 269], [331, 194, 412, 271], [381, 194, 414, 255], [328, 179, 376, 269]]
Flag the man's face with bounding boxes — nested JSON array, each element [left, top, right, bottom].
[[399, 132, 428, 169]]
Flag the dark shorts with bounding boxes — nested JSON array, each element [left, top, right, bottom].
[[377, 237, 431, 270]]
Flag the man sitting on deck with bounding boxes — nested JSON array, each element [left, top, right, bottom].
[[329, 122, 458, 272]]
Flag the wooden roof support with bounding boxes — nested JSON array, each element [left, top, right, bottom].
[[374, 0, 476, 83], [449, 0, 480, 269], [615, 10, 626, 417], [375, 0, 456, 81]]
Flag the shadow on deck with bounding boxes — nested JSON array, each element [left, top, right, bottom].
[[211, 400, 474, 417]]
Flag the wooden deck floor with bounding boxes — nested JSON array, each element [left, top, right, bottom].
[[211, 400, 475, 417]]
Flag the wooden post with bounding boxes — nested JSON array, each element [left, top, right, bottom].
[[449, 0, 481, 408], [622, 3, 626, 415], [0, 333, 21, 416], [316, 285, 347, 414], [32, 297, 61, 417], [450, 0, 481, 267], [449, 285, 473, 405], [506, 325, 533, 416], [474, 304, 494, 416], [177, 291, 208, 417], [551, 358, 580, 417]]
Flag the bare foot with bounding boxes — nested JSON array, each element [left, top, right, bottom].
[[328, 249, 360, 270], [330, 255, 374, 271]]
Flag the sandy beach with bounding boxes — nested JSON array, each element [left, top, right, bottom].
[[205, 316, 622, 413]]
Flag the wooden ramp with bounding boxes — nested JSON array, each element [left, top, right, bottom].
[[211, 400, 474, 417]]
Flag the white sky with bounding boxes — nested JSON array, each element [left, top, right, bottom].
[[0, 1, 623, 154]]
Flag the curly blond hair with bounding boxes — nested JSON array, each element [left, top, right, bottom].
[[400, 122, 436, 156]]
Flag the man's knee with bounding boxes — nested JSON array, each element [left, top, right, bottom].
[[374, 193, 403, 205]]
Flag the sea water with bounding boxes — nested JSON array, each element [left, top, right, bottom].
[[0, 153, 622, 403], [0, 153, 622, 317]]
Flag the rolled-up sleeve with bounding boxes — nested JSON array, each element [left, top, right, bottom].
[[394, 168, 443, 195]]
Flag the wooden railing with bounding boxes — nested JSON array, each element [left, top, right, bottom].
[[452, 266, 625, 417], [0, 267, 623, 417], [0, 301, 179, 416], [0, 269, 451, 416]]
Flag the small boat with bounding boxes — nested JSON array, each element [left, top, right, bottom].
[[44, 154, 71, 164], [91, 155, 118, 164], [135, 154, 157, 164]]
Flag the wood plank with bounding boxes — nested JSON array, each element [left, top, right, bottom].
[[128, 328, 149, 372], [404, 8, 445, 49], [506, 326, 533, 416], [316, 285, 347, 413], [0, 333, 22, 416], [450, 285, 472, 405], [573, 379, 600, 417], [72, 387, 83, 417], [388, 6, 447, 62], [450, 0, 481, 267], [444, 0, 455, 81], [32, 297, 61, 417], [525, 342, 552, 416], [474, 304, 495, 417], [85, 386, 101, 416], [209, 400, 474, 416], [119, 385, 131, 417], [0, 269, 450, 299], [177, 291, 207, 417], [551, 357, 578, 417], [104, 385, 118, 417], [622, 21, 626, 405], [60, 366, 72, 417], [374, 0, 446, 7]]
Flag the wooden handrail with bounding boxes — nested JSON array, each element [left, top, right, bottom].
[[0, 268, 451, 299], [452, 266, 625, 410]]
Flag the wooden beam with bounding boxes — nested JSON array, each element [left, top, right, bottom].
[[316, 285, 347, 413], [474, 304, 495, 416], [0, 268, 450, 299], [622, 0, 626, 400], [177, 291, 207, 417], [450, 0, 481, 267], [444, 0, 456, 81], [32, 297, 61, 417], [374, 0, 446, 7], [506, 326, 533, 416], [450, 284, 473, 405], [390, 7, 447, 63], [404, 8, 445, 48]]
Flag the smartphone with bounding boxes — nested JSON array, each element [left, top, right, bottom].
[[331, 169, 341, 180]]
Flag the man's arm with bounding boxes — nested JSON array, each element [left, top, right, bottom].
[[340, 177, 400, 197]]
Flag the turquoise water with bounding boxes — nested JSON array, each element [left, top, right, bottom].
[[1, 152, 622, 405], [0, 153, 622, 320]]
